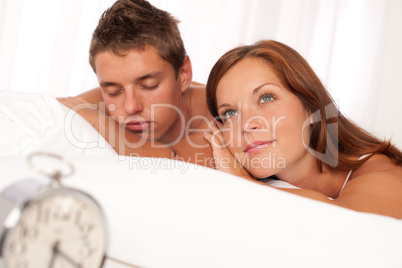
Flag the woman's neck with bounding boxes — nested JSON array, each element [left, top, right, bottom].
[[276, 154, 348, 198]]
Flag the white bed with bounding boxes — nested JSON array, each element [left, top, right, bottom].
[[1, 91, 402, 268]]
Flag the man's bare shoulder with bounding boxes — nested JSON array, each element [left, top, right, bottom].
[[190, 81, 205, 87], [188, 82, 213, 122], [76, 87, 103, 103]]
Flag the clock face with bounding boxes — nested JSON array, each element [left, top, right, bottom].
[[3, 190, 107, 268]]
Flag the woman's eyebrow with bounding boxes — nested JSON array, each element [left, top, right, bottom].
[[217, 103, 231, 111], [217, 83, 279, 111], [217, 84, 267, 110], [252, 83, 278, 95]]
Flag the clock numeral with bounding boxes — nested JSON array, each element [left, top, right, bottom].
[[74, 209, 83, 226], [21, 226, 39, 240], [79, 223, 95, 236], [13, 260, 29, 268], [17, 221, 39, 240], [7, 241, 27, 256], [50, 197, 82, 222], [79, 242, 98, 257], [36, 205, 50, 224], [52, 206, 72, 222]]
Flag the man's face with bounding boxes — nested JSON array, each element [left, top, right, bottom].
[[94, 46, 185, 144]]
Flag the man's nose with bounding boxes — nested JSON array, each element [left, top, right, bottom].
[[124, 90, 144, 115]]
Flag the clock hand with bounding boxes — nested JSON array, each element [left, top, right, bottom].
[[56, 246, 83, 268], [48, 241, 59, 268]]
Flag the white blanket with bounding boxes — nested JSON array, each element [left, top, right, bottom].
[[1, 155, 402, 268], [1, 92, 402, 267]]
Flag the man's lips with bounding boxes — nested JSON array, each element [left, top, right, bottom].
[[245, 141, 275, 153], [124, 121, 152, 132]]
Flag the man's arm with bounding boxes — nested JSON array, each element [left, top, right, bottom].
[[58, 97, 174, 158], [57, 97, 214, 167]]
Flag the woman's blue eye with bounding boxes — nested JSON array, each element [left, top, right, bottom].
[[223, 110, 238, 119], [261, 94, 274, 103]]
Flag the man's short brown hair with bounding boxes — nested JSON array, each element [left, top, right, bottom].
[[89, 0, 186, 77]]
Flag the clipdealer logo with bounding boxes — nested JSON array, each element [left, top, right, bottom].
[[302, 103, 339, 167]]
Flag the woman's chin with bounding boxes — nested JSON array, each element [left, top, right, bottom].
[[249, 168, 276, 180]]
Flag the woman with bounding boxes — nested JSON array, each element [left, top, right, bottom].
[[203, 40, 402, 219]]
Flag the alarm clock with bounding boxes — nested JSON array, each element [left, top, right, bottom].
[[0, 152, 107, 268]]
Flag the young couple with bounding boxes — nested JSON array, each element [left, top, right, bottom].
[[59, 0, 402, 219]]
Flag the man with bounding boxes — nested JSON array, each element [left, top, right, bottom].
[[59, 0, 213, 167]]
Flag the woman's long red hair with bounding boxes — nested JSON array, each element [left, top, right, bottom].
[[206, 40, 402, 171]]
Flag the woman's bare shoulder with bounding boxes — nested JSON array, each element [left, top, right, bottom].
[[337, 154, 402, 218], [353, 154, 402, 177]]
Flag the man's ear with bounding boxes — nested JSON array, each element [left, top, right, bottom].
[[179, 56, 193, 93]]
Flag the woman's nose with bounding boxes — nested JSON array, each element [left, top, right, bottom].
[[243, 114, 269, 133]]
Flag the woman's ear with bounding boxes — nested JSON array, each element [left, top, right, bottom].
[[179, 56, 193, 93]]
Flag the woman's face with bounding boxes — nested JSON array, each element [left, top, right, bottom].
[[215, 57, 311, 179]]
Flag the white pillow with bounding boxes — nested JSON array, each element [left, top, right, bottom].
[[0, 91, 116, 156]]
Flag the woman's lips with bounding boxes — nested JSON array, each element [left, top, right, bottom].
[[124, 121, 152, 132], [245, 141, 275, 154]]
